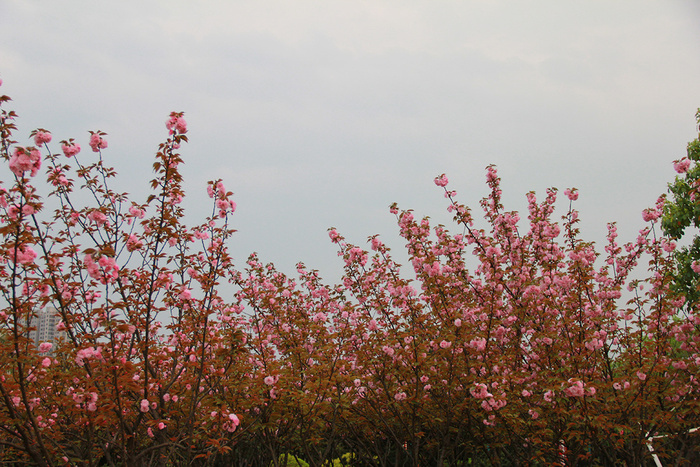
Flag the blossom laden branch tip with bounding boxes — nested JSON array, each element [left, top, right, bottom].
[[88, 131, 108, 152]]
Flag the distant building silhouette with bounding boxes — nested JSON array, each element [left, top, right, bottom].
[[29, 306, 64, 353]]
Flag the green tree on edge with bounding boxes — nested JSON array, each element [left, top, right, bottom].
[[662, 109, 700, 308]]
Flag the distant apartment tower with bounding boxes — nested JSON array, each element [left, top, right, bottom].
[[29, 306, 64, 352]]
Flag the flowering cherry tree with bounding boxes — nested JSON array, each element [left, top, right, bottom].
[[0, 83, 243, 465], [1, 77, 700, 466]]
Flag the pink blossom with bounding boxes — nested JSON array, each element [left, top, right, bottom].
[[49, 168, 69, 186], [34, 130, 51, 146], [39, 342, 53, 353], [140, 399, 150, 413], [692, 261, 700, 274], [470, 383, 492, 399], [166, 113, 188, 134], [637, 371, 647, 381], [128, 206, 145, 219], [662, 240, 677, 253], [564, 380, 585, 397], [673, 158, 691, 173], [564, 188, 579, 201], [216, 199, 232, 216], [61, 141, 81, 158], [33, 130, 52, 145], [224, 413, 240, 432], [7, 205, 19, 219], [89, 132, 108, 152], [11, 246, 37, 266], [439, 340, 451, 349], [158, 422, 166, 430], [394, 392, 407, 401], [434, 174, 449, 187], [9, 147, 42, 177], [264, 376, 276, 386], [642, 208, 660, 223], [469, 338, 486, 352], [41, 357, 52, 368], [672, 361, 687, 370], [87, 210, 107, 226], [126, 234, 143, 252], [328, 229, 341, 243], [83, 255, 101, 281]]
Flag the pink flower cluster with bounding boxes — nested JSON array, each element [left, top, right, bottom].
[[33, 130, 52, 146], [126, 234, 143, 251], [166, 112, 188, 135], [434, 174, 449, 187], [207, 180, 236, 217], [61, 140, 81, 158], [564, 188, 579, 201], [71, 391, 98, 412], [75, 346, 102, 366], [264, 375, 278, 386], [87, 209, 107, 226], [9, 147, 41, 177], [674, 158, 691, 173], [564, 379, 595, 397], [140, 399, 150, 413], [642, 208, 660, 222], [88, 132, 108, 152], [84, 254, 119, 284], [10, 246, 37, 265]]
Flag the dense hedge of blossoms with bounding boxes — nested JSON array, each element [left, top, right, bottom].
[[1, 79, 700, 466]]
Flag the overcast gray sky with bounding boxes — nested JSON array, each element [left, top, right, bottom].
[[2, 1, 700, 282]]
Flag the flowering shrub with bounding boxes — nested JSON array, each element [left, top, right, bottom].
[[1, 78, 700, 466], [0, 85, 244, 465]]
